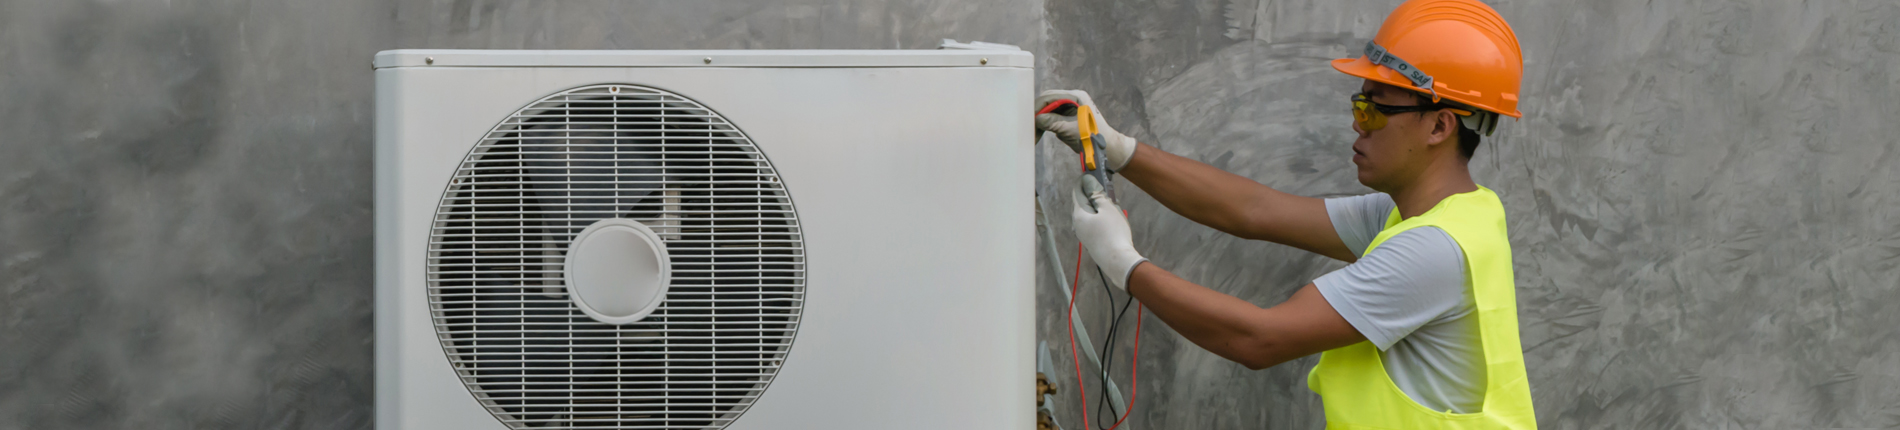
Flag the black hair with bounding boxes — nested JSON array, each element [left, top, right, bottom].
[[1457, 122, 1481, 159]]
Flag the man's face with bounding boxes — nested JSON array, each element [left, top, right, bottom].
[[1350, 80, 1442, 192]]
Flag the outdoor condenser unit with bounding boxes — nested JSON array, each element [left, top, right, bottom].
[[374, 48, 1034, 429]]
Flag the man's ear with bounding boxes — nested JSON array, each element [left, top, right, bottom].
[[1426, 109, 1458, 146]]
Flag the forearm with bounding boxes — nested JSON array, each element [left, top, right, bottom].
[[1124, 262, 1364, 369], [1117, 143, 1353, 261], [1123, 262, 1278, 368], [1115, 144, 1269, 234]]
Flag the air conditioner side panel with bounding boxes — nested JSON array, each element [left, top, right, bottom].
[[678, 66, 1037, 430]]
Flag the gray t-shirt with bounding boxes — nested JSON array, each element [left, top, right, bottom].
[[1313, 193, 1486, 413]]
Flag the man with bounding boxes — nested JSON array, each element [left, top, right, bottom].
[[1035, 0, 1536, 427]]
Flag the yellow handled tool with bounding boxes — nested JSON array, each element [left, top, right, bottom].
[[1077, 104, 1098, 172], [1037, 99, 1118, 207]]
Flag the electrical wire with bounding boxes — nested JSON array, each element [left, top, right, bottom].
[[1095, 265, 1133, 429], [1068, 217, 1141, 429], [1077, 261, 1142, 430], [1094, 266, 1122, 428], [1066, 141, 1143, 430], [1108, 302, 1142, 430], [1066, 243, 1090, 428], [1060, 222, 1143, 430]]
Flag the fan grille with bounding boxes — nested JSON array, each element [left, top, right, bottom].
[[427, 85, 804, 429]]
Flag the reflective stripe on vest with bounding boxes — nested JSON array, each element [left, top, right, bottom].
[[1306, 186, 1537, 429]]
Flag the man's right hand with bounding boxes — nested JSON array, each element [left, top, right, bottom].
[[1034, 89, 1138, 171], [1071, 174, 1146, 291]]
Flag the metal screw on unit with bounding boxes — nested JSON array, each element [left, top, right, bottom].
[[703, 57, 713, 64], [980, 58, 989, 65], [425, 56, 435, 65]]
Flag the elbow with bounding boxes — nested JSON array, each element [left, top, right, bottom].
[[1238, 355, 1280, 371], [1231, 333, 1285, 371]]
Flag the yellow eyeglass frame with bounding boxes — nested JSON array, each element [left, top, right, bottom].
[[1351, 93, 1470, 132]]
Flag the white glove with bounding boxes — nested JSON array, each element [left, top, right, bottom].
[[1071, 174, 1147, 291], [1035, 90, 1139, 171]]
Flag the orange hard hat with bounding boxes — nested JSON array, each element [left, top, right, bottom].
[[1332, 0, 1524, 119]]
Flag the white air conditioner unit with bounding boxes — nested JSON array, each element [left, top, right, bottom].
[[374, 49, 1034, 430]]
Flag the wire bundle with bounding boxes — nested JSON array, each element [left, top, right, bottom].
[[1065, 149, 1142, 429], [1066, 242, 1141, 430]]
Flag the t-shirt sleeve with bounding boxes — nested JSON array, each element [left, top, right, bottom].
[[1325, 193, 1397, 257], [1311, 227, 1467, 350]]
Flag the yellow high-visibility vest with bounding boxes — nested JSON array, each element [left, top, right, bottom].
[[1307, 186, 1537, 429]]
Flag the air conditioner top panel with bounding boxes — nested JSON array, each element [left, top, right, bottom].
[[373, 49, 1033, 69]]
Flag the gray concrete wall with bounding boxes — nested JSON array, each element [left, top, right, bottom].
[[1035, 0, 1900, 429], [2, 0, 1895, 429]]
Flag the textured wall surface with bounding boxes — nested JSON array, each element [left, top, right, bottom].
[[3, 0, 1896, 429], [1034, 0, 1900, 429], [0, 1, 392, 428]]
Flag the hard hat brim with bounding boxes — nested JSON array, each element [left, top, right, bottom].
[[1331, 57, 1524, 119]]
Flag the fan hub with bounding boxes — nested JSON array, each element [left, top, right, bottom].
[[565, 218, 672, 325]]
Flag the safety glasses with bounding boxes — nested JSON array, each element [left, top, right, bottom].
[[1350, 93, 1471, 132]]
